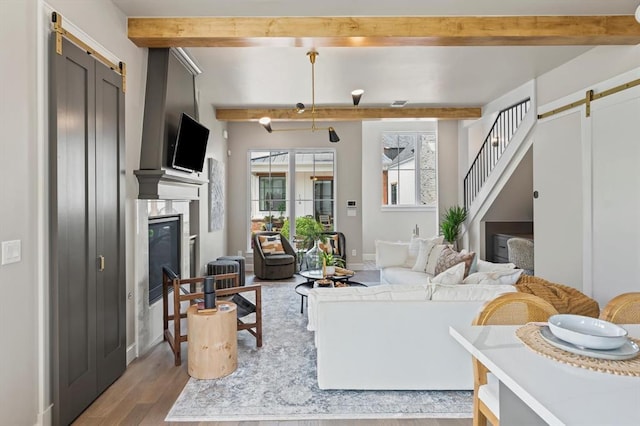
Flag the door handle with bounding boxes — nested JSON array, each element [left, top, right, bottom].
[[98, 255, 105, 272]]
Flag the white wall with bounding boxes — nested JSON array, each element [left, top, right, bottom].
[[226, 121, 363, 267], [483, 147, 533, 222], [361, 120, 459, 256], [533, 45, 640, 303], [437, 121, 459, 220], [535, 63, 640, 302], [362, 121, 436, 253], [1, 0, 147, 423], [537, 45, 640, 106], [0, 1, 39, 424], [192, 104, 228, 275], [460, 80, 536, 257]]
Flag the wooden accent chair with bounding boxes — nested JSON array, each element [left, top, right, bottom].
[[162, 267, 262, 366], [600, 292, 640, 324], [472, 293, 558, 426]]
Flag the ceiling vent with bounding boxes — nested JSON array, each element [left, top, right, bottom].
[[390, 100, 408, 108]]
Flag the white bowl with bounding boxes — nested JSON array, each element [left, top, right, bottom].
[[548, 314, 628, 350]]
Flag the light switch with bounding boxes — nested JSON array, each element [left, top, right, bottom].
[[1, 240, 21, 265]]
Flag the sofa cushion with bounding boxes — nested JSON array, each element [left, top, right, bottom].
[[431, 262, 466, 285], [476, 259, 516, 273], [264, 253, 294, 266], [434, 247, 476, 277], [259, 234, 285, 254], [463, 269, 524, 286], [381, 266, 432, 286], [431, 284, 516, 301], [307, 284, 432, 331], [375, 240, 409, 268]]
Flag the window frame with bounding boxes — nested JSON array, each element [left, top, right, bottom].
[[258, 174, 286, 212], [247, 149, 337, 251], [381, 130, 437, 211]]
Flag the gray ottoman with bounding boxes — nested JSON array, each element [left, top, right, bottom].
[[217, 255, 246, 287], [207, 259, 239, 289]]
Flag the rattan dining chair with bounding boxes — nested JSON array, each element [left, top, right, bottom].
[[600, 292, 640, 324], [472, 293, 558, 426]]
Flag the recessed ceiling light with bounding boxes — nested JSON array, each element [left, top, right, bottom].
[[391, 100, 408, 108]]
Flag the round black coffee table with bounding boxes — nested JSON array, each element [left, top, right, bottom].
[[295, 269, 367, 314]]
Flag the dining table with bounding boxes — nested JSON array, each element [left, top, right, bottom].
[[450, 324, 640, 426]]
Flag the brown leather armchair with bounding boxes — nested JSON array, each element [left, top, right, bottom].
[[252, 231, 297, 279]]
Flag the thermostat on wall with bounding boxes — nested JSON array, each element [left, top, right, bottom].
[[347, 200, 357, 207]]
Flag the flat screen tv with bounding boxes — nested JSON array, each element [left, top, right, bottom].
[[171, 112, 210, 173]]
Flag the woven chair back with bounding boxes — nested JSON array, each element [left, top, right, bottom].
[[474, 292, 559, 326], [600, 292, 640, 324]]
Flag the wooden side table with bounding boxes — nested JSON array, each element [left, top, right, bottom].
[[187, 301, 238, 379]]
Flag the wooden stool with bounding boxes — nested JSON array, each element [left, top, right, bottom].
[[187, 301, 238, 379]]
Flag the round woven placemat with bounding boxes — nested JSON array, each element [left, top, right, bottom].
[[516, 324, 640, 377]]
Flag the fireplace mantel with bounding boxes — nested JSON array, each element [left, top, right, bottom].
[[134, 168, 207, 200]]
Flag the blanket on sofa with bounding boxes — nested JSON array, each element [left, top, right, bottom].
[[515, 275, 600, 318]]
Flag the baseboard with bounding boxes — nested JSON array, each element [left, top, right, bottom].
[[126, 343, 137, 365], [35, 404, 52, 426]]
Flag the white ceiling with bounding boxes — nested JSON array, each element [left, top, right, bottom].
[[112, 0, 640, 109]]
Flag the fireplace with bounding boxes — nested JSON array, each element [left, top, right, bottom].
[[148, 215, 182, 304], [135, 200, 193, 355]]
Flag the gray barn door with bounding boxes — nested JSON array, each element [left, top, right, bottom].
[[50, 37, 125, 426]]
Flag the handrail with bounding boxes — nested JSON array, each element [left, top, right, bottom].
[[463, 98, 531, 210]]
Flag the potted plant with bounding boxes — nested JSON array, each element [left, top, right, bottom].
[[440, 205, 468, 250], [319, 251, 345, 276]]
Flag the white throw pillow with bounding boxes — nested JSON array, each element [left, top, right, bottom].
[[476, 259, 516, 273], [410, 236, 444, 271], [430, 262, 465, 285], [375, 241, 409, 268], [462, 269, 524, 286], [408, 235, 444, 257], [425, 244, 449, 276]]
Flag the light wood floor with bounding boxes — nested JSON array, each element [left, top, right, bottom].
[[73, 341, 472, 426]]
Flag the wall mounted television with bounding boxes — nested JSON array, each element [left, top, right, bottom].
[[171, 112, 210, 173]]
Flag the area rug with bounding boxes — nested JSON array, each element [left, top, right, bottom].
[[166, 281, 472, 422]]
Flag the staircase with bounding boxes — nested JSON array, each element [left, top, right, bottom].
[[463, 98, 531, 210]]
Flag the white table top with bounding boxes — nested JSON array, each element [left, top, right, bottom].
[[450, 324, 640, 426]]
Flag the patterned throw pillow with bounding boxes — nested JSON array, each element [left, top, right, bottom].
[[328, 234, 340, 256], [434, 247, 476, 278], [259, 235, 285, 255], [319, 234, 341, 256]]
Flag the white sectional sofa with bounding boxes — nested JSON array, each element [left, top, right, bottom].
[[307, 283, 516, 390], [376, 237, 518, 286]]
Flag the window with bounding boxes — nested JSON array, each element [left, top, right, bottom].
[[381, 131, 436, 208], [390, 183, 398, 205], [259, 175, 286, 211], [249, 150, 335, 249]]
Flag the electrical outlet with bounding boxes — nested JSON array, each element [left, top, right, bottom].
[[237, 250, 243, 257], [351, 249, 357, 256]]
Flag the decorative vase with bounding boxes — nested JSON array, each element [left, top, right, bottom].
[[305, 240, 322, 271], [325, 265, 336, 276]]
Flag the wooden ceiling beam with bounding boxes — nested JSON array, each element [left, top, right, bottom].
[[128, 16, 640, 47], [215, 107, 482, 121]]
